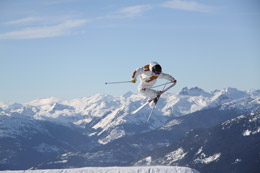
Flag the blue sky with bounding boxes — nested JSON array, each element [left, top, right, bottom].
[[0, 0, 259, 103]]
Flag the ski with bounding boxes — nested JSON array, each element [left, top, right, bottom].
[[131, 83, 176, 115], [146, 96, 160, 123], [131, 99, 153, 114]]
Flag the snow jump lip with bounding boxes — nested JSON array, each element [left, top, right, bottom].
[[3, 166, 200, 173]]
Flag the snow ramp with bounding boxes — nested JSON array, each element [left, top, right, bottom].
[[2, 166, 199, 173]]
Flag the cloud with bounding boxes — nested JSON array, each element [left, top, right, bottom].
[[0, 19, 88, 39], [117, 5, 152, 18], [162, 0, 212, 13], [101, 5, 152, 19], [5, 17, 42, 25], [0, 4, 151, 40]]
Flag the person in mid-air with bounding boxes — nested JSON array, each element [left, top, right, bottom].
[[131, 61, 177, 103]]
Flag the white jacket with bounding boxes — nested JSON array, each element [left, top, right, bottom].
[[132, 62, 175, 89]]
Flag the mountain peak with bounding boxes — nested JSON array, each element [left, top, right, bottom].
[[213, 87, 250, 100], [224, 87, 241, 93], [26, 97, 64, 106], [179, 87, 210, 97], [122, 91, 135, 98]]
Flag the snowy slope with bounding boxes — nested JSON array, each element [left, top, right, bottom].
[[2, 166, 199, 173]]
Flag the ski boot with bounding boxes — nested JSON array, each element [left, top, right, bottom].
[[153, 91, 163, 104], [153, 95, 160, 104]]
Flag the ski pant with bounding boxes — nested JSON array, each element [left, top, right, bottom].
[[138, 84, 159, 99]]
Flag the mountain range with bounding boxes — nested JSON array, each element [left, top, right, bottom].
[[0, 87, 259, 172]]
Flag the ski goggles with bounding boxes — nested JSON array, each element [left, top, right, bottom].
[[154, 71, 161, 75]]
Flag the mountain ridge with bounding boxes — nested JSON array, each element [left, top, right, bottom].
[[0, 87, 259, 171], [1, 87, 259, 140], [135, 111, 260, 173]]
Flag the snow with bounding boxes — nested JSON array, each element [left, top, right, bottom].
[[242, 128, 260, 136], [195, 147, 203, 156], [165, 147, 187, 165], [221, 111, 260, 136], [98, 127, 126, 145], [194, 153, 221, 164], [222, 115, 246, 130], [1, 166, 199, 173], [27, 97, 65, 107], [160, 119, 182, 130], [135, 156, 152, 166], [233, 158, 242, 164], [242, 129, 251, 136]]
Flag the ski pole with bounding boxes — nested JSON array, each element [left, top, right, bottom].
[[150, 82, 172, 89], [105, 81, 132, 85]]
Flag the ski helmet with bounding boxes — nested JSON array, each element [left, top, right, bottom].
[[150, 62, 162, 75], [152, 64, 162, 74]]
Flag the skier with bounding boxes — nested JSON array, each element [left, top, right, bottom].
[[131, 61, 177, 103]]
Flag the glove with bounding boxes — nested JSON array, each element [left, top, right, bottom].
[[172, 80, 177, 84], [131, 79, 136, 83]]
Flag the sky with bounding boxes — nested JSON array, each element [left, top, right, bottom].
[[0, 0, 259, 103]]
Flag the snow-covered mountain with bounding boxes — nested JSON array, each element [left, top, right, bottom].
[[0, 87, 259, 171], [1, 87, 257, 126], [1, 87, 259, 143]]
